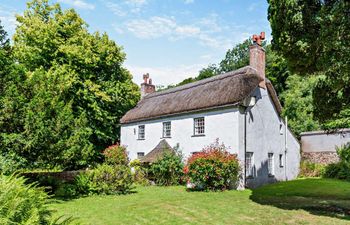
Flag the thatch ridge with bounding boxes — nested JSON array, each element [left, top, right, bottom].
[[121, 66, 263, 124]]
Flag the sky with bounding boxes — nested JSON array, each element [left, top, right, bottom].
[[0, 0, 271, 86]]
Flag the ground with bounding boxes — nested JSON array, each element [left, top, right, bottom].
[[52, 178, 350, 225]]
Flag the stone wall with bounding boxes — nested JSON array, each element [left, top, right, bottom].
[[301, 152, 339, 165]]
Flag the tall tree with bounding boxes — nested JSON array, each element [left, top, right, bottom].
[[0, 0, 140, 169], [268, 0, 350, 129]]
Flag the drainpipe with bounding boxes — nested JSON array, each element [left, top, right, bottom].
[[285, 116, 288, 181], [244, 110, 247, 187]]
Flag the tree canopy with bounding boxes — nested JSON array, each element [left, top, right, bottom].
[[0, 0, 139, 170], [268, 0, 350, 129]]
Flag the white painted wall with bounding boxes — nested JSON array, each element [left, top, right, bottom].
[[121, 108, 240, 161], [243, 88, 300, 188]]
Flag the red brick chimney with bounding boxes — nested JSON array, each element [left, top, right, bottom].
[[249, 32, 266, 89], [141, 73, 155, 98]]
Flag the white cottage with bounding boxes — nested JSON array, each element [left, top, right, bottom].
[[120, 33, 300, 188]]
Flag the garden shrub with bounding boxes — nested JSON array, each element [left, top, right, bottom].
[[89, 164, 133, 194], [0, 174, 73, 224], [299, 161, 325, 178], [323, 143, 350, 181], [184, 141, 240, 191], [54, 173, 95, 198], [0, 152, 27, 175], [130, 159, 150, 185], [148, 150, 184, 186], [103, 143, 129, 165]]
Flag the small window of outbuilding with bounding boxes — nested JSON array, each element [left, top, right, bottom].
[[279, 154, 284, 167], [246, 152, 254, 178], [137, 152, 145, 159]]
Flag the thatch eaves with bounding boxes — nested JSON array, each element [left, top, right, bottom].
[[121, 66, 263, 124]]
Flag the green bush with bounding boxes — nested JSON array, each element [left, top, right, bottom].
[[323, 143, 350, 181], [184, 141, 240, 191], [130, 159, 150, 186], [0, 174, 73, 224], [0, 152, 28, 175], [299, 161, 325, 178], [148, 151, 184, 186], [103, 144, 129, 165], [89, 164, 133, 195]]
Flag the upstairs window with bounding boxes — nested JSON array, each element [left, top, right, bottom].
[[138, 125, 145, 140], [162, 122, 171, 138], [245, 152, 254, 178], [194, 117, 205, 136], [268, 153, 274, 176]]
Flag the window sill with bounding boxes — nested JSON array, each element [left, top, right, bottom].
[[160, 136, 172, 139], [137, 138, 145, 141], [191, 134, 205, 137]]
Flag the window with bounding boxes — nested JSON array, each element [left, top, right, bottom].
[[194, 117, 205, 135], [162, 122, 171, 138], [245, 152, 254, 178], [268, 153, 274, 176], [279, 123, 283, 135], [138, 125, 145, 139], [137, 152, 145, 159], [279, 154, 284, 167]]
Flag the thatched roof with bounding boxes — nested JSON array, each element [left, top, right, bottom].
[[140, 139, 174, 163], [121, 66, 266, 124]]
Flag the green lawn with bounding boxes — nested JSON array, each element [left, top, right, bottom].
[[52, 178, 350, 225]]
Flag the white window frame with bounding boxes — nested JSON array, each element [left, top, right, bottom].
[[193, 117, 205, 136], [162, 121, 171, 138], [268, 153, 274, 176], [245, 152, 254, 178], [138, 125, 145, 140], [137, 152, 145, 159], [279, 154, 284, 167]]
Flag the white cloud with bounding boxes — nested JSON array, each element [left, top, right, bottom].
[[105, 2, 127, 17], [184, 0, 194, 4], [0, 6, 17, 37], [58, 0, 95, 10], [126, 63, 205, 86]]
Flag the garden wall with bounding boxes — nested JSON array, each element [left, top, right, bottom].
[[301, 129, 350, 164]]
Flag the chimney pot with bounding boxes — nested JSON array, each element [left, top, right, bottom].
[[250, 32, 266, 89], [140, 73, 155, 98]]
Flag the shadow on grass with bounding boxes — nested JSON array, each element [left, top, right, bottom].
[[250, 178, 350, 221]]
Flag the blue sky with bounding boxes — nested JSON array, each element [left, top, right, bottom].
[[0, 0, 271, 86]]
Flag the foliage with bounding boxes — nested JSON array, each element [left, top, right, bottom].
[[268, 0, 350, 129], [103, 144, 129, 166], [148, 150, 184, 186], [298, 161, 325, 178], [323, 143, 350, 181], [0, 0, 140, 170], [130, 159, 150, 185], [184, 141, 240, 191], [0, 174, 73, 224], [0, 152, 28, 175], [89, 164, 133, 195], [281, 74, 321, 136]]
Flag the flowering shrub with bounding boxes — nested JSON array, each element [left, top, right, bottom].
[[103, 144, 129, 165], [184, 141, 240, 191]]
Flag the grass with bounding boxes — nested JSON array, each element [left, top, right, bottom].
[[52, 178, 350, 225]]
